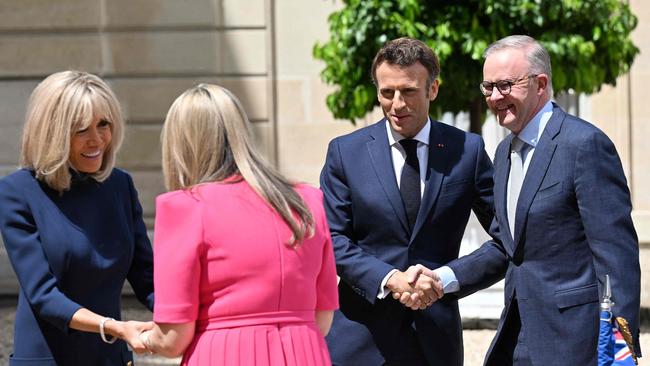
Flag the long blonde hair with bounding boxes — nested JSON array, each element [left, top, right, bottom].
[[161, 84, 314, 245], [20, 70, 124, 192]]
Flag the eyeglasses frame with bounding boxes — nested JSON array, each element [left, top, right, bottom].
[[479, 74, 539, 97]]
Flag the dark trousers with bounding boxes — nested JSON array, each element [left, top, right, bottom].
[[382, 312, 428, 366], [487, 298, 534, 366]]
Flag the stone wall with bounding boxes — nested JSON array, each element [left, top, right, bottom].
[[0, 0, 274, 293]]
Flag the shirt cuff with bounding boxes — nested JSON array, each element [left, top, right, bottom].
[[434, 266, 460, 294], [377, 269, 399, 299]]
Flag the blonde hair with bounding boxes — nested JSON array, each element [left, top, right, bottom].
[[161, 84, 314, 245], [20, 70, 124, 192]]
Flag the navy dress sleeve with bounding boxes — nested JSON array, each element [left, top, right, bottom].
[[0, 176, 82, 333], [123, 173, 154, 310]]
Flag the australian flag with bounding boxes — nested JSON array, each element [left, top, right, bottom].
[[612, 328, 636, 365], [598, 275, 637, 366], [600, 316, 636, 366]]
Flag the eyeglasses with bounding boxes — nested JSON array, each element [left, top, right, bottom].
[[479, 75, 538, 96]]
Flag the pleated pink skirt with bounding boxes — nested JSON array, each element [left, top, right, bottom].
[[181, 323, 332, 366]]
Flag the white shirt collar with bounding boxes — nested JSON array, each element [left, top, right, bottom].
[[516, 100, 553, 148], [386, 118, 431, 147]]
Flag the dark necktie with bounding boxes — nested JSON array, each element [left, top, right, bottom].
[[399, 139, 421, 232]]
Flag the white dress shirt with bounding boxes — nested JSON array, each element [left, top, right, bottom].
[[512, 100, 554, 175]]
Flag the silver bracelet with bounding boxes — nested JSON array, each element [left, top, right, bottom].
[[99, 317, 117, 344]]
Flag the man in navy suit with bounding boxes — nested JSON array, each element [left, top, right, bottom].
[[428, 35, 641, 365], [320, 37, 495, 365]]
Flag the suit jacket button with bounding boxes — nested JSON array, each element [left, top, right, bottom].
[[126, 362, 133, 366]]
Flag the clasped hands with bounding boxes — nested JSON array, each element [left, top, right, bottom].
[[118, 320, 155, 354], [386, 264, 443, 310]]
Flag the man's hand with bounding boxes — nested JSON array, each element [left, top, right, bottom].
[[391, 264, 444, 310], [411, 265, 444, 306], [385, 270, 423, 309]]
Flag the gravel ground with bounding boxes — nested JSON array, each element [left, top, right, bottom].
[[2, 297, 648, 366]]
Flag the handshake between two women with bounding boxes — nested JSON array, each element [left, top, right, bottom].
[[385, 264, 444, 311]]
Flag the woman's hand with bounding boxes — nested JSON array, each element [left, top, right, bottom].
[[69, 308, 154, 353], [139, 330, 154, 354], [138, 322, 196, 358], [120, 320, 154, 354]]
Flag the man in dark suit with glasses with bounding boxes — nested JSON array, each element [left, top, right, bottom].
[[431, 34, 641, 366]]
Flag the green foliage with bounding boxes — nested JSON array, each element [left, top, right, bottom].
[[314, 0, 639, 127]]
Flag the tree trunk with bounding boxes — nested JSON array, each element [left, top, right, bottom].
[[469, 97, 485, 135]]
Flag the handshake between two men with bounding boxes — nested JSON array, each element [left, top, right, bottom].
[[385, 264, 444, 310]]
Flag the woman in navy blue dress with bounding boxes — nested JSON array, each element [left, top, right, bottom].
[[0, 71, 155, 365]]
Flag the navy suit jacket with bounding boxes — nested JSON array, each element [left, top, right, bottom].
[[0, 169, 154, 366], [320, 119, 495, 365], [448, 104, 641, 366]]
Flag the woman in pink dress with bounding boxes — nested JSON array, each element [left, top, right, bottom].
[[139, 84, 339, 365]]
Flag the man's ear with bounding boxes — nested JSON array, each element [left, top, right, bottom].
[[536, 74, 549, 95], [428, 79, 440, 101]]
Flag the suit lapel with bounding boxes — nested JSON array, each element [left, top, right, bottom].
[[367, 120, 409, 233], [411, 122, 446, 239], [512, 106, 564, 250], [495, 134, 515, 256]]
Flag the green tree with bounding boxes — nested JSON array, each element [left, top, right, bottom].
[[314, 0, 639, 133]]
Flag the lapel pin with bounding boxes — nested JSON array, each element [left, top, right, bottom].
[[436, 143, 445, 148]]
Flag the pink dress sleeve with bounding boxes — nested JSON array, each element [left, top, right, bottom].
[[152, 191, 203, 323], [313, 190, 339, 311]]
